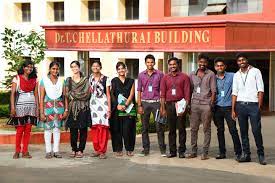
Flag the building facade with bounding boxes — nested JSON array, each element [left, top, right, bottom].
[[0, 0, 275, 111]]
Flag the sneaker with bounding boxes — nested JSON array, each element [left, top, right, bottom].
[[53, 152, 62, 158], [138, 150, 149, 157], [216, 154, 226, 159], [160, 149, 167, 157]]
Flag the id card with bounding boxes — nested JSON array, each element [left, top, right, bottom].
[[148, 85, 153, 92], [196, 87, 201, 94], [172, 88, 176, 96], [221, 91, 225, 97]]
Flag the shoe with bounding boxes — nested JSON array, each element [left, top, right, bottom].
[[126, 151, 134, 157], [179, 153, 185, 158], [75, 151, 83, 158], [53, 152, 62, 158], [22, 152, 32, 159], [186, 153, 197, 159], [258, 155, 267, 165], [99, 154, 107, 159], [138, 149, 149, 157], [91, 152, 100, 157], [235, 154, 242, 161], [115, 151, 123, 157], [167, 153, 177, 158], [238, 154, 251, 163], [45, 152, 52, 159], [160, 149, 167, 157], [201, 154, 209, 160], [216, 154, 226, 159], [13, 152, 20, 159], [69, 151, 76, 158]]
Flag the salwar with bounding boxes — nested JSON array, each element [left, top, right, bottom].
[[44, 127, 60, 153], [15, 124, 32, 153], [91, 126, 109, 154], [110, 116, 136, 152], [70, 128, 88, 153]]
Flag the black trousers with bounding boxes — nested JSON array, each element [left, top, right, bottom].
[[141, 101, 166, 152], [236, 102, 265, 156], [70, 128, 88, 153], [110, 115, 136, 152], [166, 102, 186, 154], [213, 106, 242, 155]]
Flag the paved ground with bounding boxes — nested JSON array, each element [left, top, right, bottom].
[[0, 116, 274, 183]]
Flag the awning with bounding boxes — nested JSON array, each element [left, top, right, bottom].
[[203, 5, 226, 13]]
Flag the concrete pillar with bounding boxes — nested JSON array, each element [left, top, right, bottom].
[[269, 52, 275, 111]]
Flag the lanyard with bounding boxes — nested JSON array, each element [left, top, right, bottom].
[[240, 67, 251, 87]]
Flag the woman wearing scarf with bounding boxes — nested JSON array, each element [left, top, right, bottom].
[[9, 60, 39, 159], [110, 62, 136, 157], [89, 60, 111, 159], [65, 61, 91, 158], [37, 61, 68, 159]]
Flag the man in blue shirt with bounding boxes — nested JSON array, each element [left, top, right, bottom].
[[213, 57, 242, 161]]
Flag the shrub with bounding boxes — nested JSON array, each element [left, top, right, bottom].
[[0, 92, 10, 104], [0, 104, 9, 117]]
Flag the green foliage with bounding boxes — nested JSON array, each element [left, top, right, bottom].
[[0, 104, 9, 117], [1, 28, 46, 88], [0, 92, 10, 104]]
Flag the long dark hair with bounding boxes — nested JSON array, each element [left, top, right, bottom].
[[48, 61, 60, 76], [17, 60, 37, 79], [70, 60, 83, 77], [116, 62, 126, 70]]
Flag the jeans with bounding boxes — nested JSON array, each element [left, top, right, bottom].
[[236, 102, 265, 156], [213, 106, 242, 155]]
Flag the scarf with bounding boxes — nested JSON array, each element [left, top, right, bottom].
[[67, 77, 91, 120], [43, 76, 63, 100], [18, 75, 36, 92], [90, 74, 105, 98]]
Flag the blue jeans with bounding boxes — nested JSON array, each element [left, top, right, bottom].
[[236, 102, 264, 156]]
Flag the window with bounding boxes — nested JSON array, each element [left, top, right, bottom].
[[53, 57, 64, 76], [88, 0, 100, 21], [22, 3, 31, 22], [125, 59, 139, 79], [227, 0, 262, 14], [125, 0, 139, 20], [54, 2, 64, 22], [171, 0, 207, 16]]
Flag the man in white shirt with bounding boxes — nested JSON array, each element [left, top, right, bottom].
[[232, 53, 266, 165]]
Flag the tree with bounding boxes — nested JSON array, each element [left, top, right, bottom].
[[1, 28, 46, 88]]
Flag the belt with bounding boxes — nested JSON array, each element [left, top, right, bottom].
[[237, 101, 258, 105], [141, 99, 160, 103]]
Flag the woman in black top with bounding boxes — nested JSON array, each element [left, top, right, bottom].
[[110, 62, 136, 157]]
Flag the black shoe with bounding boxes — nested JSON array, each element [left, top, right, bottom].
[[235, 154, 242, 161], [238, 154, 251, 163], [167, 153, 177, 158], [138, 149, 149, 157], [216, 154, 226, 159], [258, 155, 267, 165], [179, 153, 185, 159]]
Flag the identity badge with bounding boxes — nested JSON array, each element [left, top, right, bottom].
[[196, 87, 201, 94], [221, 90, 225, 97], [148, 85, 153, 92], [172, 88, 176, 96]]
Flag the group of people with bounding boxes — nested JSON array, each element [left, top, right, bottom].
[[9, 52, 267, 165]]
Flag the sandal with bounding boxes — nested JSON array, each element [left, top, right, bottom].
[[45, 152, 52, 159], [99, 154, 107, 159], [69, 151, 76, 158], [13, 152, 20, 159], [91, 152, 100, 157], [126, 151, 134, 157], [53, 152, 62, 158], [22, 152, 32, 159], [75, 151, 84, 158], [115, 151, 123, 157]]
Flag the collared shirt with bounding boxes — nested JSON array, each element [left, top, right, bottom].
[[216, 72, 234, 107], [160, 71, 190, 102], [137, 69, 164, 100], [190, 69, 216, 105], [232, 66, 264, 102]]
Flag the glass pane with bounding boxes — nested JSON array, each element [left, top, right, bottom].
[[171, 0, 189, 16], [125, 59, 139, 79], [88, 1, 100, 21], [22, 3, 31, 22], [227, 0, 262, 14], [188, 0, 207, 16], [126, 0, 139, 20], [207, 0, 226, 5], [54, 2, 64, 21]]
